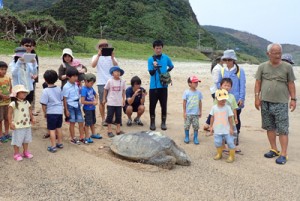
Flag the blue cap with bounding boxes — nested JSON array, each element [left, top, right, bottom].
[[281, 54, 294, 65], [109, 66, 124, 76]]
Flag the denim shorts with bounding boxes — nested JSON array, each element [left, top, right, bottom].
[[261, 101, 289, 135], [47, 114, 63, 130], [214, 134, 235, 149], [67, 104, 84, 123], [84, 109, 96, 126]]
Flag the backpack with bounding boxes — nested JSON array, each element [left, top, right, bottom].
[[221, 67, 240, 78]]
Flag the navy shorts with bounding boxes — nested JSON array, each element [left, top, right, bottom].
[[47, 114, 63, 130], [123, 104, 139, 113], [106, 106, 122, 124], [84, 109, 96, 126]]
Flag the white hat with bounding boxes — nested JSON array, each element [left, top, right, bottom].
[[221, 49, 237, 61], [61, 48, 74, 59], [10, 85, 29, 97]]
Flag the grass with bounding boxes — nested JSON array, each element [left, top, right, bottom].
[[0, 36, 209, 62]]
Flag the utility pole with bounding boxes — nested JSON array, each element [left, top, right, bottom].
[[100, 22, 107, 39], [197, 31, 201, 50]]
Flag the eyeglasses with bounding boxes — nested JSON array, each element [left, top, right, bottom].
[[223, 59, 233, 62], [24, 44, 32, 47]]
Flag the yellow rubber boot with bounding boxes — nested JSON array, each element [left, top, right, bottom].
[[226, 149, 235, 163], [214, 147, 223, 160]]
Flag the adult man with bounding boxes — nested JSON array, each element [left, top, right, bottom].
[[148, 40, 174, 130], [254, 43, 296, 165], [91, 39, 118, 126], [123, 76, 146, 126]]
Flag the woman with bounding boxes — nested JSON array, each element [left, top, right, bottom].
[[217, 49, 246, 151]]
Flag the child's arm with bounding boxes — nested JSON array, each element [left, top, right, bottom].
[[63, 97, 69, 117], [210, 116, 214, 135], [42, 105, 47, 118], [8, 106, 15, 130], [234, 109, 238, 124], [228, 116, 234, 135], [198, 100, 202, 118], [102, 89, 107, 105], [29, 105, 35, 125], [183, 99, 187, 119], [122, 89, 126, 106], [81, 96, 94, 105], [93, 93, 99, 106]]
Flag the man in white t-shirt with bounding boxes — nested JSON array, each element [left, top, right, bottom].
[[91, 39, 118, 126]]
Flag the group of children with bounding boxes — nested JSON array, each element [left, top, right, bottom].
[[183, 75, 238, 163]]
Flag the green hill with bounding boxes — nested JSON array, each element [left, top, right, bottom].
[[3, 0, 60, 12]]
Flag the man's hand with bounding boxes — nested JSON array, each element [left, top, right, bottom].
[[255, 98, 261, 110], [290, 100, 296, 112]]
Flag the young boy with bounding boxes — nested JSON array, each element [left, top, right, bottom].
[[182, 75, 203, 145], [81, 73, 102, 143], [40, 70, 63, 152], [103, 66, 126, 137], [0, 61, 12, 143], [210, 89, 235, 163], [62, 67, 84, 144]]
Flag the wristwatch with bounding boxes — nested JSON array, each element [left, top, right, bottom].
[[291, 98, 297, 101]]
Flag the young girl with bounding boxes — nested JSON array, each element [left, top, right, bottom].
[[58, 48, 87, 88], [8, 85, 34, 161], [103, 66, 126, 137]]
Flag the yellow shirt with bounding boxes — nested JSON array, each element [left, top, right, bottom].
[[0, 75, 11, 106], [9, 100, 31, 129]]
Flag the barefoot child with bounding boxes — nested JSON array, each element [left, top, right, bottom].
[[8, 85, 34, 161], [103, 66, 126, 137], [182, 75, 203, 145], [40, 70, 64, 152], [62, 67, 85, 144], [81, 73, 102, 142], [210, 89, 235, 163], [0, 61, 12, 143]]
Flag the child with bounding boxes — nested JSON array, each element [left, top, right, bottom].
[[210, 89, 235, 163], [81, 73, 102, 142], [8, 85, 34, 161], [40, 70, 64, 152], [0, 61, 12, 142], [58, 48, 87, 88], [182, 75, 203, 145], [62, 67, 85, 144], [103, 66, 126, 137]]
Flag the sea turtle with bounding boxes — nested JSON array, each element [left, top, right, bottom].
[[110, 131, 191, 169]]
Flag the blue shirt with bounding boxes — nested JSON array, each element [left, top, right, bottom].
[[125, 86, 145, 107], [217, 66, 246, 108], [62, 81, 80, 108], [81, 86, 96, 110], [148, 54, 174, 89], [40, 86, 63, 114], [182, 89, 203, 115]]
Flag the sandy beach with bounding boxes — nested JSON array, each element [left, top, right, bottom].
[[0, 55, 299, 201]]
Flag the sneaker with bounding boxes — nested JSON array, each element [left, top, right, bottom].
[[127, 119, 132, 126], [86, 138, 94, 143], [56, 143, 64, 149], [134, 118, 143, 126], [47, 146, 57, 153], [0, 136, 9, 143], [79, 138, 88, 144], [276, 155, 288, 165], [91, 133, 102, 139], [70, 138, 80, 145], [23, 151, 33, 159], [264, 149, 280, 158], [5, 134, 12, 140], [14, 153, 23, 161], [107, 132, 115, 138]]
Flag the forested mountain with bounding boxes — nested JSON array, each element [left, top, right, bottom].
[[203, 25, 300, 64], [46, 0, 216, 48]]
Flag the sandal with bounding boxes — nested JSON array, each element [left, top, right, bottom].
[[275, 155, 288, 165], [56, 143, 64, 149], [14, 153, 23, 161], [116, 131, 125, 135], [107, 132, 115, 138], [264, 149, 280, 158], [48, 146, 57, 153]]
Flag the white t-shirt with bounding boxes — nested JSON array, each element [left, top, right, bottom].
[[209, 104, 233, 135], [104, 78, 126, 106], [92, 55, 118, 85]]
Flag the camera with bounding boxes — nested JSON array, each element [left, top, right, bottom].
[[154, 64, 162, 70], [138, 89, 146, 94]]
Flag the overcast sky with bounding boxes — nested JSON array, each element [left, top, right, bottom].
[[189, 0, 300, 46]]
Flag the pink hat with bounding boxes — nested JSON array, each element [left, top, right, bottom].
[[188, 75, 201, 83]]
